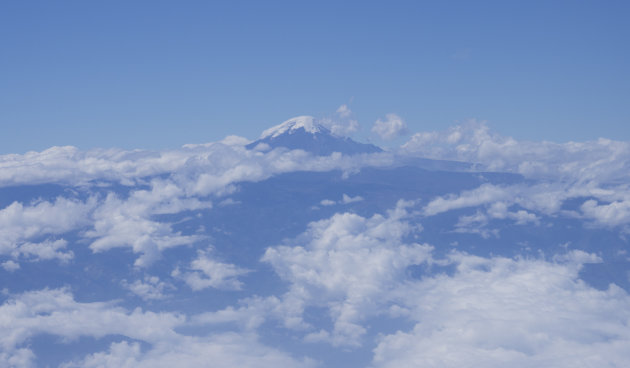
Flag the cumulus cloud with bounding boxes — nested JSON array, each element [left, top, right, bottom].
[[61, 334, 315, 368], [3, 119, 630, 366], [319, 199, 336, 206], [0, 197, 96, 264], [423, 183, 510, 216], [194, 203, 630, 365], [1, 260, 20, 272], [341, 193, 363, 204], [420, 181, 630, 233], [0, 288, 313, 368], [172, 249, 250, 291], [317, 104, 360, 137], [453, 211, 498, 238], [318, 194, 364, 207], [82, 178, 216, 267], [262, 200, 432, 346], [373, 250, 630, 368], [336, 104, 352, 118], [0, 288, 183, 355], [420, 184, 543, 236], [372, 114, 408, 140], [0, 139, 397, 267], [401, 120, 630, 184], [399, 121, 630, 228], [121, 275, 172, 301], [0, 135, 394, 198], [580, 199, 630, 228], [0, 146, 191, 187]]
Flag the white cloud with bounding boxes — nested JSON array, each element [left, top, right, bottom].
[[0, 197, 96, 264], [0, 139, 399, 268], [61, 334, 316, 368], [1, 260, 20, 272], [173, 249, 250, 291], [453, 211, 498, 238], [373, 250, 630, 368], [85, 180, 210, 267], [0, 348, 35, 368], [341, 193, 363, 204], [0, 288, 314, 368], [401, 120, 630, 184], [0, 145, 192, 187], [336, 104, 352, 118], [0, 134, 395, 199], [372, 114, 408, 140], [319, 199, 336, 206], [262, 200, 432, 346], [121, 275, 172, 301], [0, 288, 183, 354], [318, 194, 363, 207], [192, 295, 285, 331], [421, 181, 630, 230], [448, 201, 540, 238], [17, 239, 73, 263], [197, 202, 630, 365], [423, 184, 510, 216], [3, 121, 630, 366], [580, 199, 630, 228]]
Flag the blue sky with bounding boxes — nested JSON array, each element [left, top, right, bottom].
[[1, 0, 628, 154]]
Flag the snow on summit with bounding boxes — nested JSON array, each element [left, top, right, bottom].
[[260, 116, 324, 139]]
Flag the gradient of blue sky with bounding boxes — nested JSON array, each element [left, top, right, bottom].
[[1, 0, 628, 153]]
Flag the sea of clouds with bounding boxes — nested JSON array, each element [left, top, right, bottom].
[[1, 122, 630, 367]]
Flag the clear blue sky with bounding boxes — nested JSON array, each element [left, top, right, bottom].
[[1, 0, 628, 153]]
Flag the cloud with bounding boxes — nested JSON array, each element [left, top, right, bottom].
[[453, 211, 498, 238], [372, 250, 630, 368], [1, 260, 20, 272], [84, 179, 212, 267], [61, 334, 316, 368], [0, 196, 96, 264], [0, 288, 183, 354], [580, 199, 630, 228], [262, 200, 432, 346], [372, 114, 408, 140], [0, 288, 314, 368], [3, 120, 630, 366], [421, 186, 542, 237], [420, 180, 630, 230], [172, 249, 250, 291], [401, 120, 630, 184], [318, 105, 360, 136], [423, 184, 510, 216], [0, 146, 192, 187], [341, 193, 363, 204], [121, 275, 172, 301], [0, 140, 398, 267], [319, 199, 336, 206], [336, 104, 352, 118], [192, 295, 286, 331], [0, 134, 395, 198], [196, 202, 630, 365], [318, 194, 364, 207]]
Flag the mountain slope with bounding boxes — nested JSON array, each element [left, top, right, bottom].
[[246, 116, 382, 155]]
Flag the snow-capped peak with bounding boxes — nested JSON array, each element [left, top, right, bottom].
[[260, 116, 323, 139]]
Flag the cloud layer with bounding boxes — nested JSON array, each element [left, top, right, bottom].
[[1, 121, 630, 366]]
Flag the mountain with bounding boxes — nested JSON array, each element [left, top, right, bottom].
[[246, 116, 382, 155]]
